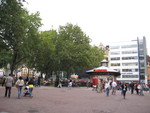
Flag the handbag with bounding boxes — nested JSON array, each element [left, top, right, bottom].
[[15, 84, 19, 88]]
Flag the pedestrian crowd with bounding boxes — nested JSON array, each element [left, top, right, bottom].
[[1, 74, 41, 99], [55, 76, 73, 89], [1, 74, 150, 100], [91, 79, 150, 99]]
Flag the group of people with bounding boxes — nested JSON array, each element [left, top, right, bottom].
[[93, 79, 149, 99], [2, 74, 35, 99], [130, 82, 149, 96], [56, 78, 73, 89], [96, 80, 129, 99]]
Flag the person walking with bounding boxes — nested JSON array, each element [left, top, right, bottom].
[[111, 81, 117, 95], [121, 82, 127, 99], [97, 79, 103, 93], [68, 79, 72, 89], [27, 78, 35, 97], [138, 83, 144, 96], [135, 83, 139, 95], [37, 76, 41, 87], [4, 74, 14, 98], [105, 81, 110, 96], [15, 76, 24, 99], [2, 75, 7, 87], [130, 81, 134, 94], [25, 75, 29, 84], [57, 78, 62, 88]]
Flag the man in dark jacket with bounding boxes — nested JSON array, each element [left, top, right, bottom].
[[130, 81, 134, 94], [121, 82, 127, 99]]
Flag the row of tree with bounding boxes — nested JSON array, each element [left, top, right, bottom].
[[0, 0, 105, 79]]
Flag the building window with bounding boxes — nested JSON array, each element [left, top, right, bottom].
[[111, 63, 120, 66], [122, 56, 138, 60], [122, 62, 138, 66], [110, 46, 120, 49], [140, 56, 144, 60], [121, 44, 137, 48], [122, 68, 138, 72], [122, 50, 137, 54], [122, 69, 132, 72], [140, 63, 145, 67], [110, 52, 120, 55], [111, 57, 120, 60], [140, 51, 144, 55], [140, 69, 145, 73], [122, 75, 138, 78]]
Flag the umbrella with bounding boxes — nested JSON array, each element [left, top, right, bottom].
[[71, 74, 78, 79]]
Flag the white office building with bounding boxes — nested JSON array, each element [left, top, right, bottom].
[[108, 37, 147, 83]]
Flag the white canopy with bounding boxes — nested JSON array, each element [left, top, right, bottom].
[[86, 66, 118, 72], [86, 66, 120, 76]]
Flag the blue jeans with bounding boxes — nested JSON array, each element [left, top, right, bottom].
[[68, 84, 72, 89], [29, 88, 33, 96], [17, 86, 23, 98], [106, 88, 110, 96], [139, 89, 144, 96]]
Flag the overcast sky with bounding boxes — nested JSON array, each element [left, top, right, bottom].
[[24, 0, 150, 55]]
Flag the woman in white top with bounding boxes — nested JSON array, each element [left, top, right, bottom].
[[15, 76, 24, 99], [68, 79, 72, 89], [105, 81, 110, 96]]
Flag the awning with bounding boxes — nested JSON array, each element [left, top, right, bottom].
[[86, 66, 120, 76]]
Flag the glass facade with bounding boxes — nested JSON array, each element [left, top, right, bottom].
[[109, 37, 147, 83]]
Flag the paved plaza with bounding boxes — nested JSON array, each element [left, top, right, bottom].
[[0, 86, 150, 113]]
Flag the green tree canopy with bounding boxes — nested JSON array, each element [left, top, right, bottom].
[[35, 30, 57, 79], [0, 0, 42, 74], [55, 23, 105, 78], [0, 1, 105, 79]]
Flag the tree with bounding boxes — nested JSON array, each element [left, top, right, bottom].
[[0, 0, 42, 74], [0, 39, 10, 68], [87, 46, 105, 68], [56, 23, 104, 78], [34, 30, 57, 79], [21, 12, 42, 74]]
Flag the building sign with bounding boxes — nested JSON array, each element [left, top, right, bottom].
[[94, 69, 107, 72]]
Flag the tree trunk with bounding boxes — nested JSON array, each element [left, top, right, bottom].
[[11, 52, 18, 75]]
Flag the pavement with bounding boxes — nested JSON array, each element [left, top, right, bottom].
[[0, 86, 150, 113]]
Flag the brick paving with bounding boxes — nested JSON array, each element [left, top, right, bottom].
[[0, 86, 150, 113]]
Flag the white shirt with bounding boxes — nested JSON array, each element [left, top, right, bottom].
[[112, 82, 117, 87], [105, 83, 110, 89], [16, 79, 24, 86]]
